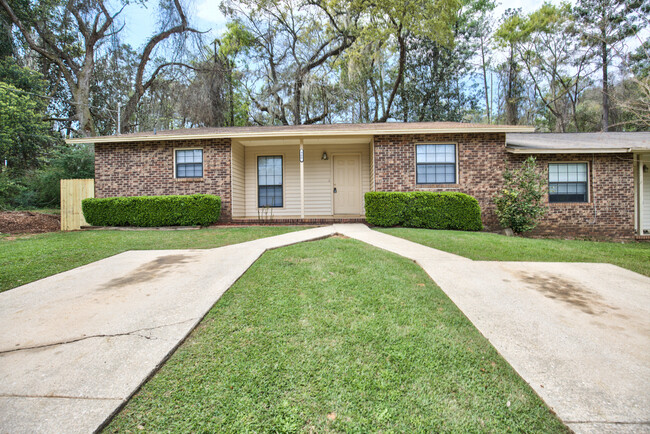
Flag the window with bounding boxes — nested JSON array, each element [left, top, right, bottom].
[[175, 149, 203, 178], [258, 156, 283, 207], [548, 163, 588, 203], [416, 144, 456, 184]]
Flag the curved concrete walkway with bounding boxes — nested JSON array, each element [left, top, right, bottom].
[[0, 224, 648, 433]]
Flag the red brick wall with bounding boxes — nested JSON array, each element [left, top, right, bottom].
[[373, 133, 636, 239], [374, 133, 507, 228], [94, 138, 232, 221], [508, 153, 635, 240]]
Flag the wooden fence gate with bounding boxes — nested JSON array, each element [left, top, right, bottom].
[[60, 179, 94, 231]]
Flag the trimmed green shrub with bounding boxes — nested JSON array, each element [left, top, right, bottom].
[[82, 194, 221, 227], [365, 191, 482, 231], [364, 192, 409, 227]]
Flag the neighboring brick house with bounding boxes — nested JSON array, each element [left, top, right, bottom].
[[68, 123, 650, 240]]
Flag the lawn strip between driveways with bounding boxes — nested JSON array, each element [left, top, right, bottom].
[[378, 228, 650, 277], [0, 227, 305, 293], [105, 237, 568, 433]]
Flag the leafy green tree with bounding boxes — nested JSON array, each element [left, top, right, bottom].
[[1, 0, 203, 136], [498, 3, 594, 132], [222, 0, 361, 125], [28, 144, 94, 207], [628, 39, 650, 79], [573, 0, 650, 131], [494, 156, 548, 234], [0, 59, 57, 172], [494, 8, 526, 125], [351, 0, 461, 122], [399, 0, 495, 122]]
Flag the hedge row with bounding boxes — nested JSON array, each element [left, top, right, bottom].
[[82, 194, 221, 227], [364, 191, 483, 231]]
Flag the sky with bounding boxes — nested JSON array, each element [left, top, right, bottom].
[[119, 0, 577, 51]]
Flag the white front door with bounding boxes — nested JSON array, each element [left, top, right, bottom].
[[333, 154, 361, 215]]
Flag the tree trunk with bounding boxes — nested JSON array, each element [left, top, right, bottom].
[[601, 39, 609, 131], [293, 75, 302, 124], [480, 35, 490, 123], [506, 46, 518, 125], [377, 31, 406, 123], [76, 52, 96, 137]]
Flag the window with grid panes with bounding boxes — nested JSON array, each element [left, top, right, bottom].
[[548, 163, 588, 203], [416, 144, 456, 184], [258, 156, 283, 207], [175, 149, 203, 178]]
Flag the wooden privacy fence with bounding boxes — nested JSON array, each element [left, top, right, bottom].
[[60, 179, 94, 231]]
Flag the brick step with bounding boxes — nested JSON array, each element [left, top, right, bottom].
[[229, 218, 367, 225]]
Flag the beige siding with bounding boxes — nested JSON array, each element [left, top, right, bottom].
[[231, 141, 245, 217], [369, 139, 375, 191], [641, 154, 650, 231], [244, 143, 370, 217]]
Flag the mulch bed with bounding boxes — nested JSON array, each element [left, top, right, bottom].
[[0, 211, 60, 234]]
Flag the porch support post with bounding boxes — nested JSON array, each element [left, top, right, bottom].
[[640, 157, 644, 233], [300, 139, 305, 219]]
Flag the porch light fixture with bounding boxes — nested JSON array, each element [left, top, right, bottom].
[[321, 152, 328, 161]]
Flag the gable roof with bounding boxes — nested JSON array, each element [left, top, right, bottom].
[[66, 122, 534, 144], [506, 132, 650, 153]]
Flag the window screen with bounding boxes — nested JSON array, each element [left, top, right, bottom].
[[175, 149, 203, 178], [548, 163, 588, 203], [416, 144, 456, 184], [258, 156, 283, 207]]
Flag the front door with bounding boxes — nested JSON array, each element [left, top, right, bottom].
[[333, 154, 361, 215]]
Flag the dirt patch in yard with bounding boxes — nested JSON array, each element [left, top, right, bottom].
[[0, 211, 60, 234]]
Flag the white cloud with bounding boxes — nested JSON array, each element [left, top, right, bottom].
[[195, 0, 227, 28]]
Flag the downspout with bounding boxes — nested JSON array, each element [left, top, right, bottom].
[[590, 153, 597, 225]]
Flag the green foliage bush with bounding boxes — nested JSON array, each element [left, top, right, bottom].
[[0, 144, 95, 209], [493, 156, 547, 234], [363, 192, 409, 227], [365, 191, 483, 231], [0, 171, 26, 210], [82, 194, 221, 227]]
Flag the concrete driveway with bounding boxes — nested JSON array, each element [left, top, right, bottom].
[[0, 226, 337, 433], [337, 225, 650, 434], [1, 224, 648, 433]]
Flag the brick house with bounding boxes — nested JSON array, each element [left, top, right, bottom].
[[67, 123, 650, 240]]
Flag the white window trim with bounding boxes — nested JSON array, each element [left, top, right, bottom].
[[173, 147, 204, 179], [548, 161, 591, 203], [414, 142, 459, 185]]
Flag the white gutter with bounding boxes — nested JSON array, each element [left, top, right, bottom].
[[66, 125, 536, 145], [506, 146, 636, 154]]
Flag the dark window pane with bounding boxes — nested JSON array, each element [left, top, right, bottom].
[[259, 186, 283, 207], [258, 156, 283, 207], [548, 163, 588, 203], [416, 163, 456, 184], [549, 182, 588, 203], [176, 150, 203, 178], [416, 145, 456, 184]]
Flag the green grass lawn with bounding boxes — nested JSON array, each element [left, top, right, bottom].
[[378, 228, 650, 277], [105, 238, 567, 433], [0, 227, 303, 292]]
